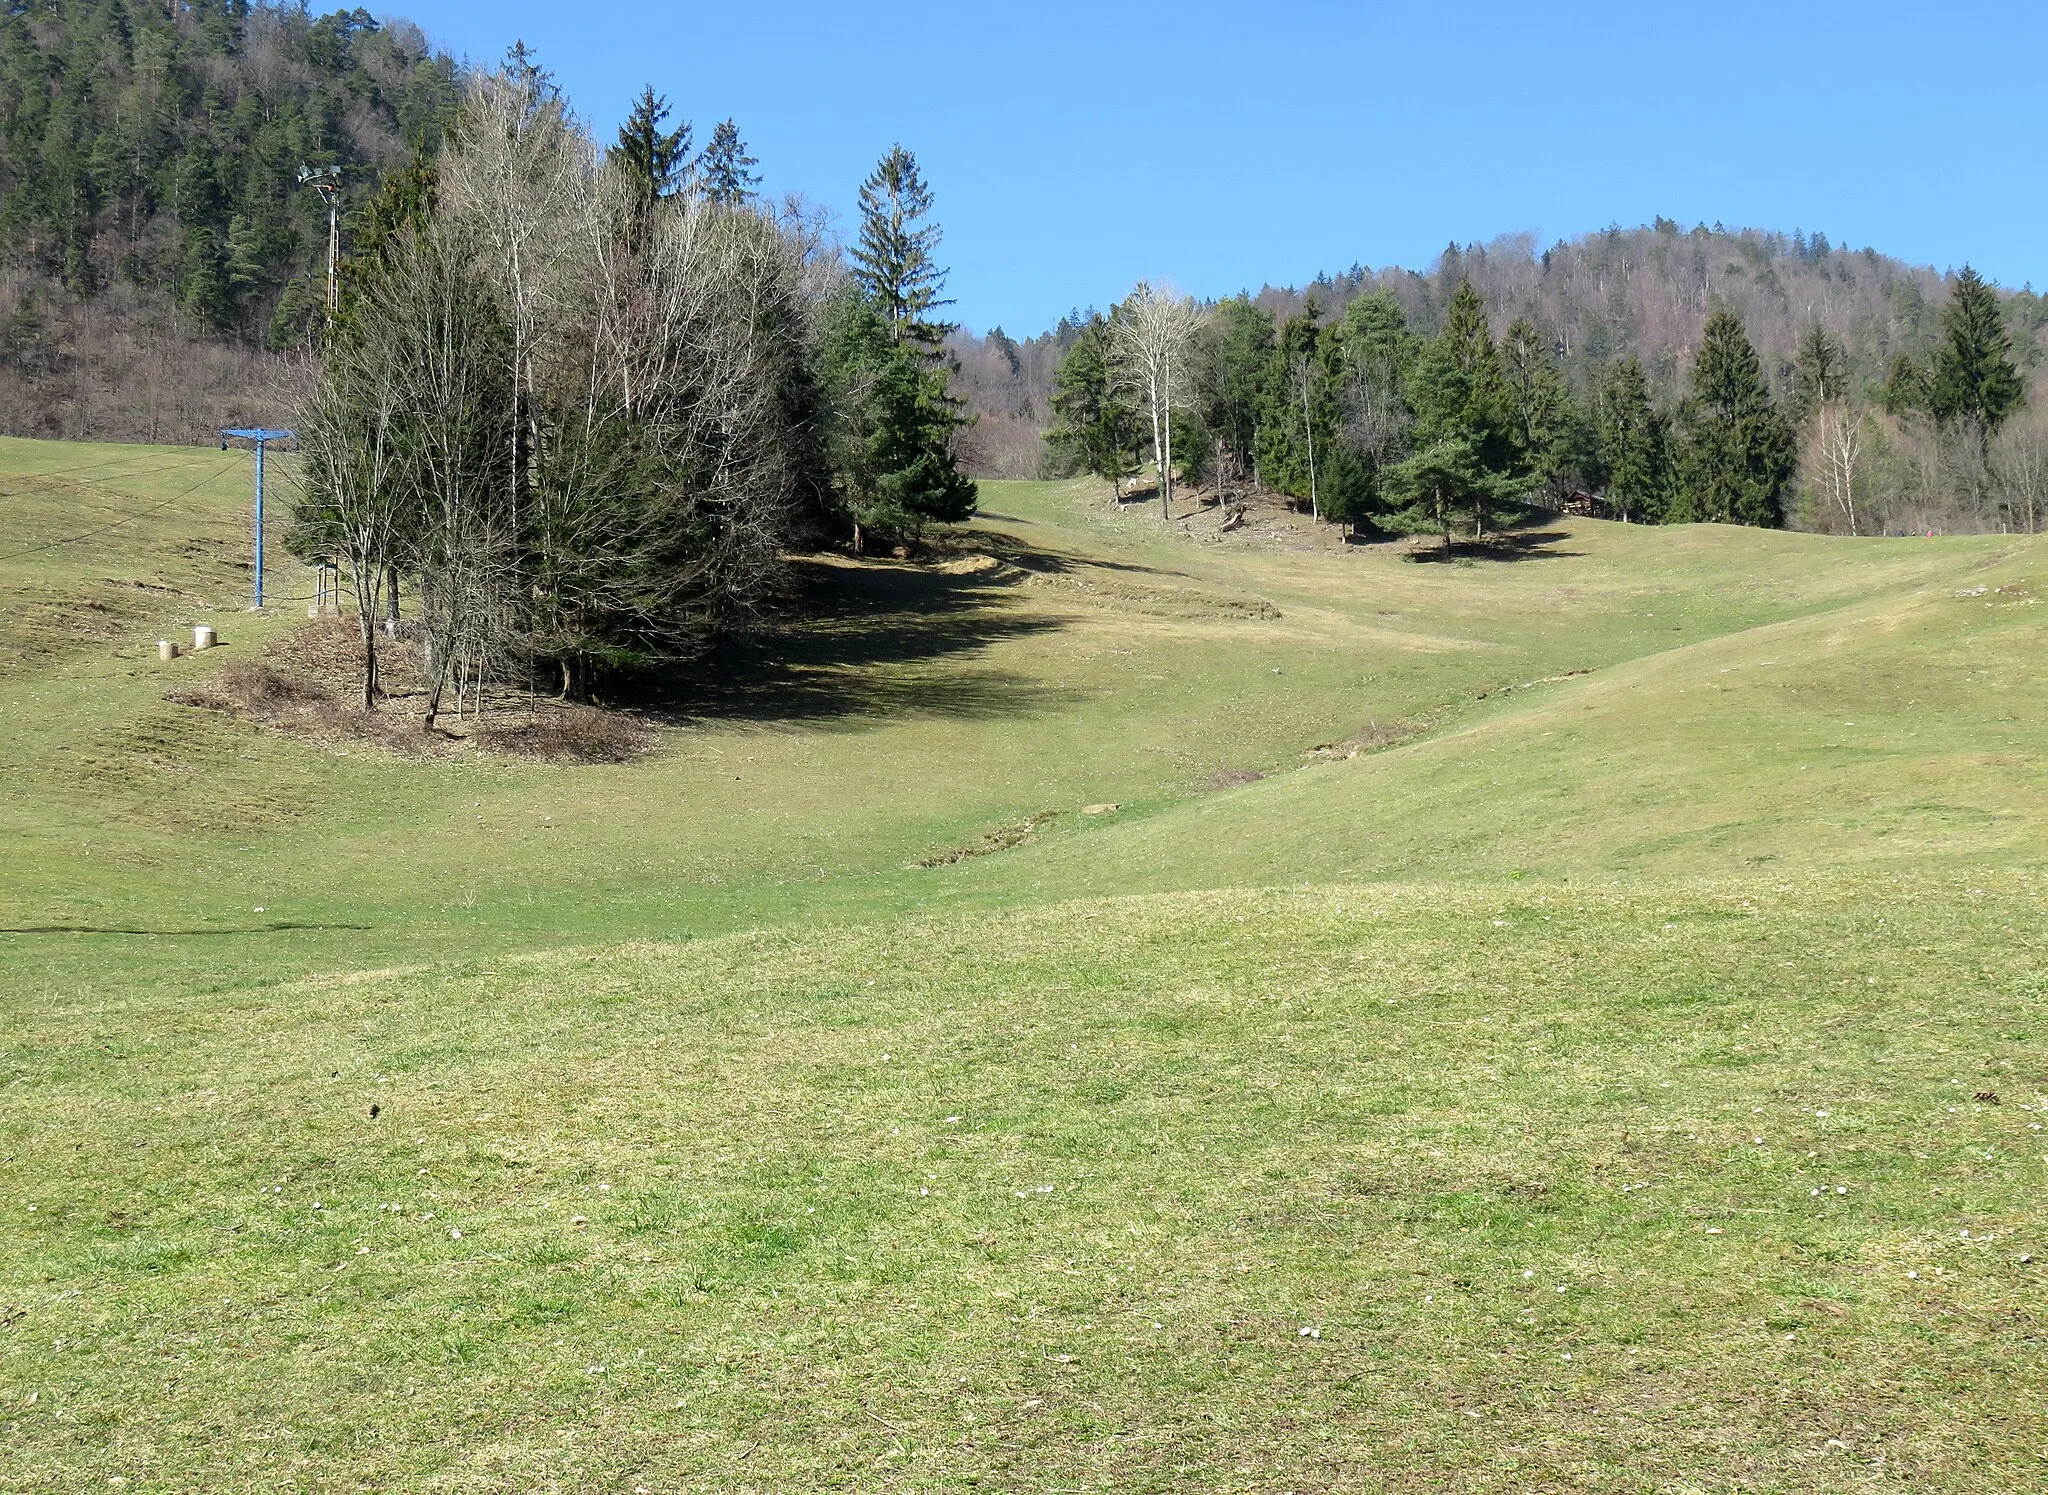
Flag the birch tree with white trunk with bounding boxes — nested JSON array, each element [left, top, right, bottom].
[[1811, 399, 1865, 535], [1110, 282, 1202, 520]]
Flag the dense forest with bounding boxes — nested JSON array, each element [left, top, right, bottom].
[[964, 226, 2048, 535], [0, 0, 462, 438]]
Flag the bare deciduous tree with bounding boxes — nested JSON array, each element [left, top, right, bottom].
[[1109, 282, 1202, 520], [1992, 404, 2048, 534], [295, 339, 406, 707], [439, 64, 593, 531], [1809, 400, 1866, 536]]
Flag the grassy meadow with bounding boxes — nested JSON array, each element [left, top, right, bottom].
[[2, 435, 2045, 1491]]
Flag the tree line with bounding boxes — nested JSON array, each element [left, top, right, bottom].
[[290, 53, 975, 718], [0, 0, 460, 341], [1045, 255, 2034, 542]]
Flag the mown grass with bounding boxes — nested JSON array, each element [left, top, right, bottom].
[[2, 437, 2046, 1490], [6, 879, 2044, 1490]]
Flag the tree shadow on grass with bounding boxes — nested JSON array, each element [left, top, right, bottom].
[[1, 921, 372, 936], [964, 526, 1177, 579], [1404, 529, 1582, 564], [629, 550, 1081, 727]]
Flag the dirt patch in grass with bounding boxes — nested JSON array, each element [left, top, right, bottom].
[[1201, 768, 1266, 791], [1304, 720, 1426, 761], [167, 618, 654, 762], [914, 810, 1062, 867], [476, 707, 653, 764]]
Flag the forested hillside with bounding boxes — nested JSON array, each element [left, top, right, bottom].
[[1278, 226, 2048, 408], [993, 225, 2048, 535], [0, 0, 460, 439]]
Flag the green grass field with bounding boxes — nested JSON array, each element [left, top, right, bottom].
[[3, 436, 2045, 1491]]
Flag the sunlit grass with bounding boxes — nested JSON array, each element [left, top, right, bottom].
[[2, 438, 2046, 1489]]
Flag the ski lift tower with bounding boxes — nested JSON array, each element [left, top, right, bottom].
[[219, 428, 294, 609], [297, 164, 344, 323]]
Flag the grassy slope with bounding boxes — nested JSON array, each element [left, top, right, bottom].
[[2, 439, 2045, 1490]]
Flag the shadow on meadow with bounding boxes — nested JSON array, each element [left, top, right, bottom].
[[637, 546, 1080, 727], [1403, 528, 1582, 564]]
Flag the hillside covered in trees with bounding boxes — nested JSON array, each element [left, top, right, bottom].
[[994, 225, 2048, 536], [0, 0, 462, 439]]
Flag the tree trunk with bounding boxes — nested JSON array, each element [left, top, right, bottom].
[[353, 569, 380, 711], [383, 566, 401, 636], [1302, 378, 1319, 520], [1147, 376, 1165, 522]]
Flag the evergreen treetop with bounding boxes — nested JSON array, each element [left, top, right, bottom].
[[611, 87, 691, 211], [698, 120, 761, 207], [1792, 321, 1850, 422], [850, 145, 953, 351], [1674, 308, 1794, 526], [1406, 279, 1508, 467], [1930, 266, 2024, 434]]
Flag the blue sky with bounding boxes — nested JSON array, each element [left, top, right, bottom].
[[397, 0, 2048, 335]]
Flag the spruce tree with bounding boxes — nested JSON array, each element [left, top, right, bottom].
[[1406, 279, 1509, 468], [1390, 278, 1529, 536], [611, 86, 690, 210], [850, 145, 953, 353], [1195, 297, 1279, 481], [1382, 437, 1530, 554], [1253, 308, 1337, 512], [1049, 315, 1143, 497], [1883, 353, 1929, 416], [1597, 357, 1673, 521], [1498, 316, 1571, 495], [179, 227, 230, 329], [1325, 291, 1415, 523], [1930, 266, 2023, 434], [1674, 309, 1794, 526], [698, 120, 760, 207], [1792, 321, 1850, 424], [821, 289, 976, 549]]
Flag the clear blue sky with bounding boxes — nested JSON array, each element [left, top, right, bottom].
[[398, 0, 2048, 335]]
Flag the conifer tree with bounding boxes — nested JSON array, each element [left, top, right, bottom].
[[612, 87, 691, 211], [1406, 279, 1509, 468], [1325, 290, 1414, 524], [1253, 308, 1337, 514], [1930, 266, 2023, 435], [827, 144, 974, 545], [1597, 356, 1673, 521], [850, 145, 953, 353], [1498, 316, 1573, 496], [1883, 353, 1929, 416], [698, 120, 760, 207], [821, 289, 976, 548], [1387, 279, 1529, 537], [1194, 297, 1279, 483], [1674, 309, 1794, 526], [1792, 321, 1850, 425], [1382, 436, 1530, 554], [1049, 315, 1143, 498], [180, 227, 230, 329]]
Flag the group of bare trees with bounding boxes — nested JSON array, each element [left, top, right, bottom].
[[1107, 283, 1204, 518], [293, 62, 825, 719], [1799, 403, 2048, 536]]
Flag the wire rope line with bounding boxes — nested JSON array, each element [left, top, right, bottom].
[[0, 458, 245, 563], [0, 446, 236, 491]]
